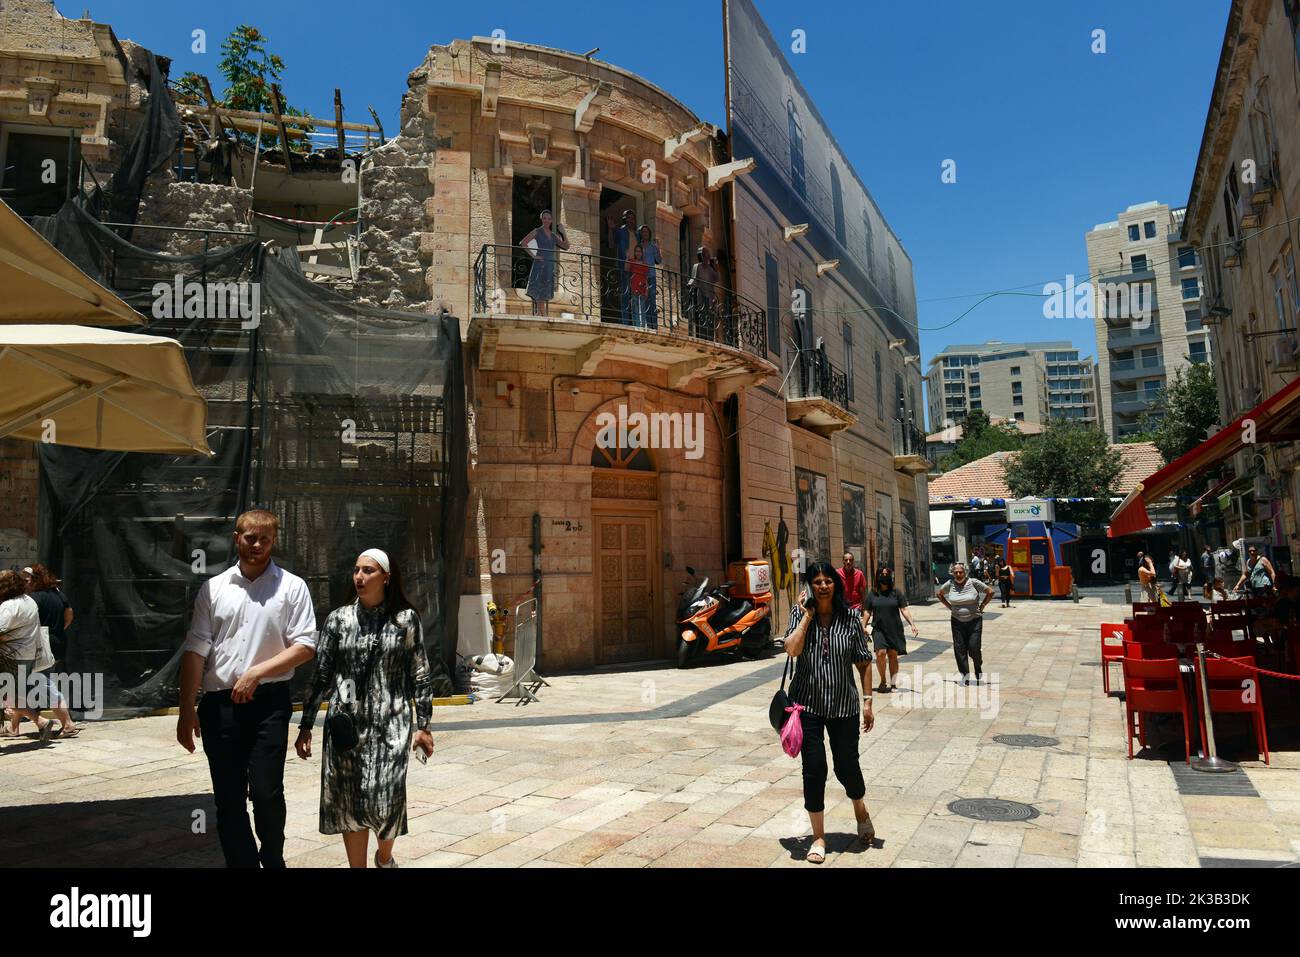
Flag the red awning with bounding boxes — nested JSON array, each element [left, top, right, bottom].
[[1108, 375, 1300, 537]]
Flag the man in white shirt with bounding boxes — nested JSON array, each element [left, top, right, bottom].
[[176, 509, 317, 868]]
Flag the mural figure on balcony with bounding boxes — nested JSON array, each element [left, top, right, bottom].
[[628, 244, 650, 329], [637, 225, 662, 330], [688, 246, 720, 339], [607, 208, 639, 323], [521, 209, 569, 316]]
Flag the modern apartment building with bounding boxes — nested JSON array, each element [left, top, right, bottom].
[[1085, 202, 1209, 440], [925, 341, 1096, 432]]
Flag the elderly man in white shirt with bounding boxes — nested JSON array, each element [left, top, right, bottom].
[[176, 509, 317, 868]]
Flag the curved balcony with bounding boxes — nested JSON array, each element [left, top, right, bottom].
[[786, 350, 855, 435], [470, 244, 776, 399]]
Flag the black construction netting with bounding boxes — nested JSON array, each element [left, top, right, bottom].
[[34, 202, 466, 716]]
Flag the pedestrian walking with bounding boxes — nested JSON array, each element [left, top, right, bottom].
[[296, 549, 434, 869], [1200, 545, 1215, 599], [862, 566, 918, 694], [11, 564, 80, 738], [938, 562, 994, 684], [1172, 550, 1193, 602], [782, 560, 875, 864], [836, 551, 867, 617], [176, 509, 318, 868], [996, 557, 1013, 607], [1235, 546, 1277, 599], [0, 570, 62, 745]]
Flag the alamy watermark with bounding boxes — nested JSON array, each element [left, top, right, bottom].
[[1042, 274, 1152, 327], [1, 666, 104, 718], [151, 275, 260, 329], [594, 403, 704, 460], [888, 667, 1000, 719]]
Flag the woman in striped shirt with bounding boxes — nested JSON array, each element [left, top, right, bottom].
[[783, 559, 875, 863]]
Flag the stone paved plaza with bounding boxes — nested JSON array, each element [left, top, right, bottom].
[[4, 596, 1300, 868]]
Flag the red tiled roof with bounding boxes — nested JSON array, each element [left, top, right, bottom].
[[928, 442, 1162, 503], [925, 419, 1044, 443]]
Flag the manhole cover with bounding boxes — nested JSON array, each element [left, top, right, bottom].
[[948, 798, 1040, 822], [993, 734, 1060, 748]]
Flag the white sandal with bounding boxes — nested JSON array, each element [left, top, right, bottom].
[[806, 839, 826, 864]]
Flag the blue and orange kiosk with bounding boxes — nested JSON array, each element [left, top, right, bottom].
[[982, 498, 1079, 598]]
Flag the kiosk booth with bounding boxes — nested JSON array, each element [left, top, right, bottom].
[[982, 498, 1079, 598]]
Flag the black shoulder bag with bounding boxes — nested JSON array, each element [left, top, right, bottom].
[[768, 653, 796, 734], [325, 633, 381, 753]]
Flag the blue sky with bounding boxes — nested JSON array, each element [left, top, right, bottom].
[[82, 0, 1227, 365]]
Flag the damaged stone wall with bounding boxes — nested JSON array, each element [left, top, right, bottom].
[[353, 56, 436, 311], [134, 177, 253, 253]]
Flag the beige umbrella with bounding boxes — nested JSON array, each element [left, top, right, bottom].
[[0, 199, 142, 327], [0, 324, 211, 455]]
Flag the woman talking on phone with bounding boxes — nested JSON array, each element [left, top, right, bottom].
[[783, 559, 875, 864], [296, 549, 435, 868]]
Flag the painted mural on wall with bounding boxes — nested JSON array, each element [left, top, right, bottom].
[[796, 468, 830, 567], [841, 481, 865, 564], [900, 500, 928, 600], [875, 491, 894, 575]]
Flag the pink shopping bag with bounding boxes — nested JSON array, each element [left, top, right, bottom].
[[780, 702, 805, 758]]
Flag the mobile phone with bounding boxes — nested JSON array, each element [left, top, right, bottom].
[[413, 746, 428, 765]]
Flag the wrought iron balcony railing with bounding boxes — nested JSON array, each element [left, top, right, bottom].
[[472, 243, 768, 359], [786, 351, 850, 409], [891, 419, 929, 459]]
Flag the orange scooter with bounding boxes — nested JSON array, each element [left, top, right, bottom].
[[676, 561, 773, 668]]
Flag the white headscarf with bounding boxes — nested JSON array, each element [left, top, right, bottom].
[[359, 548, 390, 573]]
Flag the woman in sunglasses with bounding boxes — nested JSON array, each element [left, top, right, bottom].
[[783, 559, 875, 864]]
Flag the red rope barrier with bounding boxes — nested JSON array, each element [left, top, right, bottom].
[[1203, 651, 1300, 682]]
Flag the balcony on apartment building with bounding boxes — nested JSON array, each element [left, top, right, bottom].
[[785, 350, 855, 436], [1107, 321, 1162, 350], [1112, 391, 1159, 417], [470, 244, 776, 400], [891, 419, 932, 475], [1109, 356, 1165, 383]]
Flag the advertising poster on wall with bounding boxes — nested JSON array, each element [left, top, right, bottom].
[[876, 491, 894, 574], [841, 481, 866, 564]]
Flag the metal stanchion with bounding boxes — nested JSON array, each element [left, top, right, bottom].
[[1191, 640, 1240, 774], [1124, 584, 1133, 605]]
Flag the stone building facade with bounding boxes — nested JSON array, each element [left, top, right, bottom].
[[1183, 0, 1300, 550], [395, 36, 930, 670]]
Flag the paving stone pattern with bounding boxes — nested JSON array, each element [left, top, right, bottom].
[[3, 598, 1300, 868]]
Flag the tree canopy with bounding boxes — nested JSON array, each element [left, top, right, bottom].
[[1001, 420, 1124, 520], [1137, 361, 1219, 465], [938, 410, 1024, 472]]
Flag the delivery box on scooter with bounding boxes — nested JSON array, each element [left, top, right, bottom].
[[728, 559, 772, 600]]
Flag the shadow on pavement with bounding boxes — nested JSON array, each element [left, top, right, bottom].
[[2, 793, 223, 867]]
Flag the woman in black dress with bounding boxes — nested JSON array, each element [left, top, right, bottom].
[[996, 558, 1014, 608], [296, 549, 435, 868], [863, 566, 918, 694], [783, 559, 875, 864]]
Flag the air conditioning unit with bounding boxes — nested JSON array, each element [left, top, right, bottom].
[[1272, 336, 1300, 373], [1201, 294, 1231, 324]]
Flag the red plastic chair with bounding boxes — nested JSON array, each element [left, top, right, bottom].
[[1124, 640, 1177, 660], [1122, 656, 1195, 762], [1100, 622, 1131, 694], [1194, 654, 1269, 765], [1130, 617, 1173, 644]]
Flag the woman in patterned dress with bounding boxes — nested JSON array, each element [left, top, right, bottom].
[[295, 549, 435, 868]]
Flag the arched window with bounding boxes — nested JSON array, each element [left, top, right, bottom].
[[830, 164, 845, 246], [786, 100, 806, 199], [591, 441, 654, 471]]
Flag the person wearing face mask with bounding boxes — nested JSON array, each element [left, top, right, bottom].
[[938, 562, 994, 685], [296, 549, 435, 869]]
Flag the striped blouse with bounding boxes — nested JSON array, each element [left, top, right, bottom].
[[784, 604, 872, 719]]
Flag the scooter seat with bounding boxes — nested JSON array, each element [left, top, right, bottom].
[[711, 599, 753, 631]]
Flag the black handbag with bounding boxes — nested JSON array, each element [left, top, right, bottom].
[[325, 634, 381, 753], [769, 654, 795, 734]]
